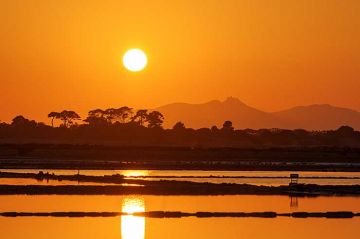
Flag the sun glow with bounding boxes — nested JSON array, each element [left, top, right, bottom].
[[123, 49, 147, 72], [121, 197, 145, 239]]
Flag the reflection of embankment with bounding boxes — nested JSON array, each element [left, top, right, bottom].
[[1, 183, 360, 196], [1, 211, 359, 219]]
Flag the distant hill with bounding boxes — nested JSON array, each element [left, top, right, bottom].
[[156, 97, 360, 130], [273, 104, 360, 130]]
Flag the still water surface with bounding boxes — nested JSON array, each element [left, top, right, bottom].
[[0, 195, 359, 239], [2, 195, 360, 212], [1, 217, 359, 239]]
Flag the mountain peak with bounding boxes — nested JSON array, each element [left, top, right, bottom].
[[222, 97, 246, 106], [156, 98, 360, 130]]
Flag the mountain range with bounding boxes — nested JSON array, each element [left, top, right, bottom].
[[156, 97, 360, 130]]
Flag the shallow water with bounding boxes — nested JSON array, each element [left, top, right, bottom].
[[1, 195, 360, 212], [0, 195, 360, 239], [1, 217, 359, 239], [2, 169, 360, 186]]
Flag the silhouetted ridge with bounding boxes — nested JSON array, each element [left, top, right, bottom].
[[274, 104, 360, 130], [157, 97, 287, 129], [156, 97, 360, 130]]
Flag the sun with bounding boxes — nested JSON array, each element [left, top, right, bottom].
[[123, 49, 147, 72]]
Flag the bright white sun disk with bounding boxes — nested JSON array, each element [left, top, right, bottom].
[[123, 49, 147, 72]]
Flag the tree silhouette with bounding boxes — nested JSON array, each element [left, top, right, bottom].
[[84, 107, 134, 125], [89, 109, 105, 118], [173, 121, 186, 130], [117, 106, 133, 123], [104, 108, 117, 123], [12, 115, 30, 126], [336, 125, 355, 136], [211, 125, 219, 132], [147, 111, 164, 128], [11, 115, 37, 128], [84, 109, 107, 126], [59, 110, 81, 128], [105, 107, 134, 124], [47, 112, 60, 127], [222, 120, 234, 131], [132, 109, 148, 126]]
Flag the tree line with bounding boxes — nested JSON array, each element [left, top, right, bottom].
[[0, 106, 360, 147], [46, 107, 164, 128]]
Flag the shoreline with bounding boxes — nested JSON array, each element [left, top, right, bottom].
[[2, 171, 360, 181], [2, 159, 360, 172], [1, 171, 360, 196]]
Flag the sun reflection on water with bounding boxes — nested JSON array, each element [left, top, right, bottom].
[[121, 197, 145, 239], [122, 170, 149, 177]]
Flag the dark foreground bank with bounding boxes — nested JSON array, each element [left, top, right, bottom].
[[1, 211, 359, 219], [1, 144, 360, 171], [1, 183, 360, 196]]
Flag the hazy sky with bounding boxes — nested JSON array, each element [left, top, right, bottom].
[[1, 0, 359, 123]]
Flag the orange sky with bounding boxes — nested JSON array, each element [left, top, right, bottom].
[[1, 0, 359, 123]]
